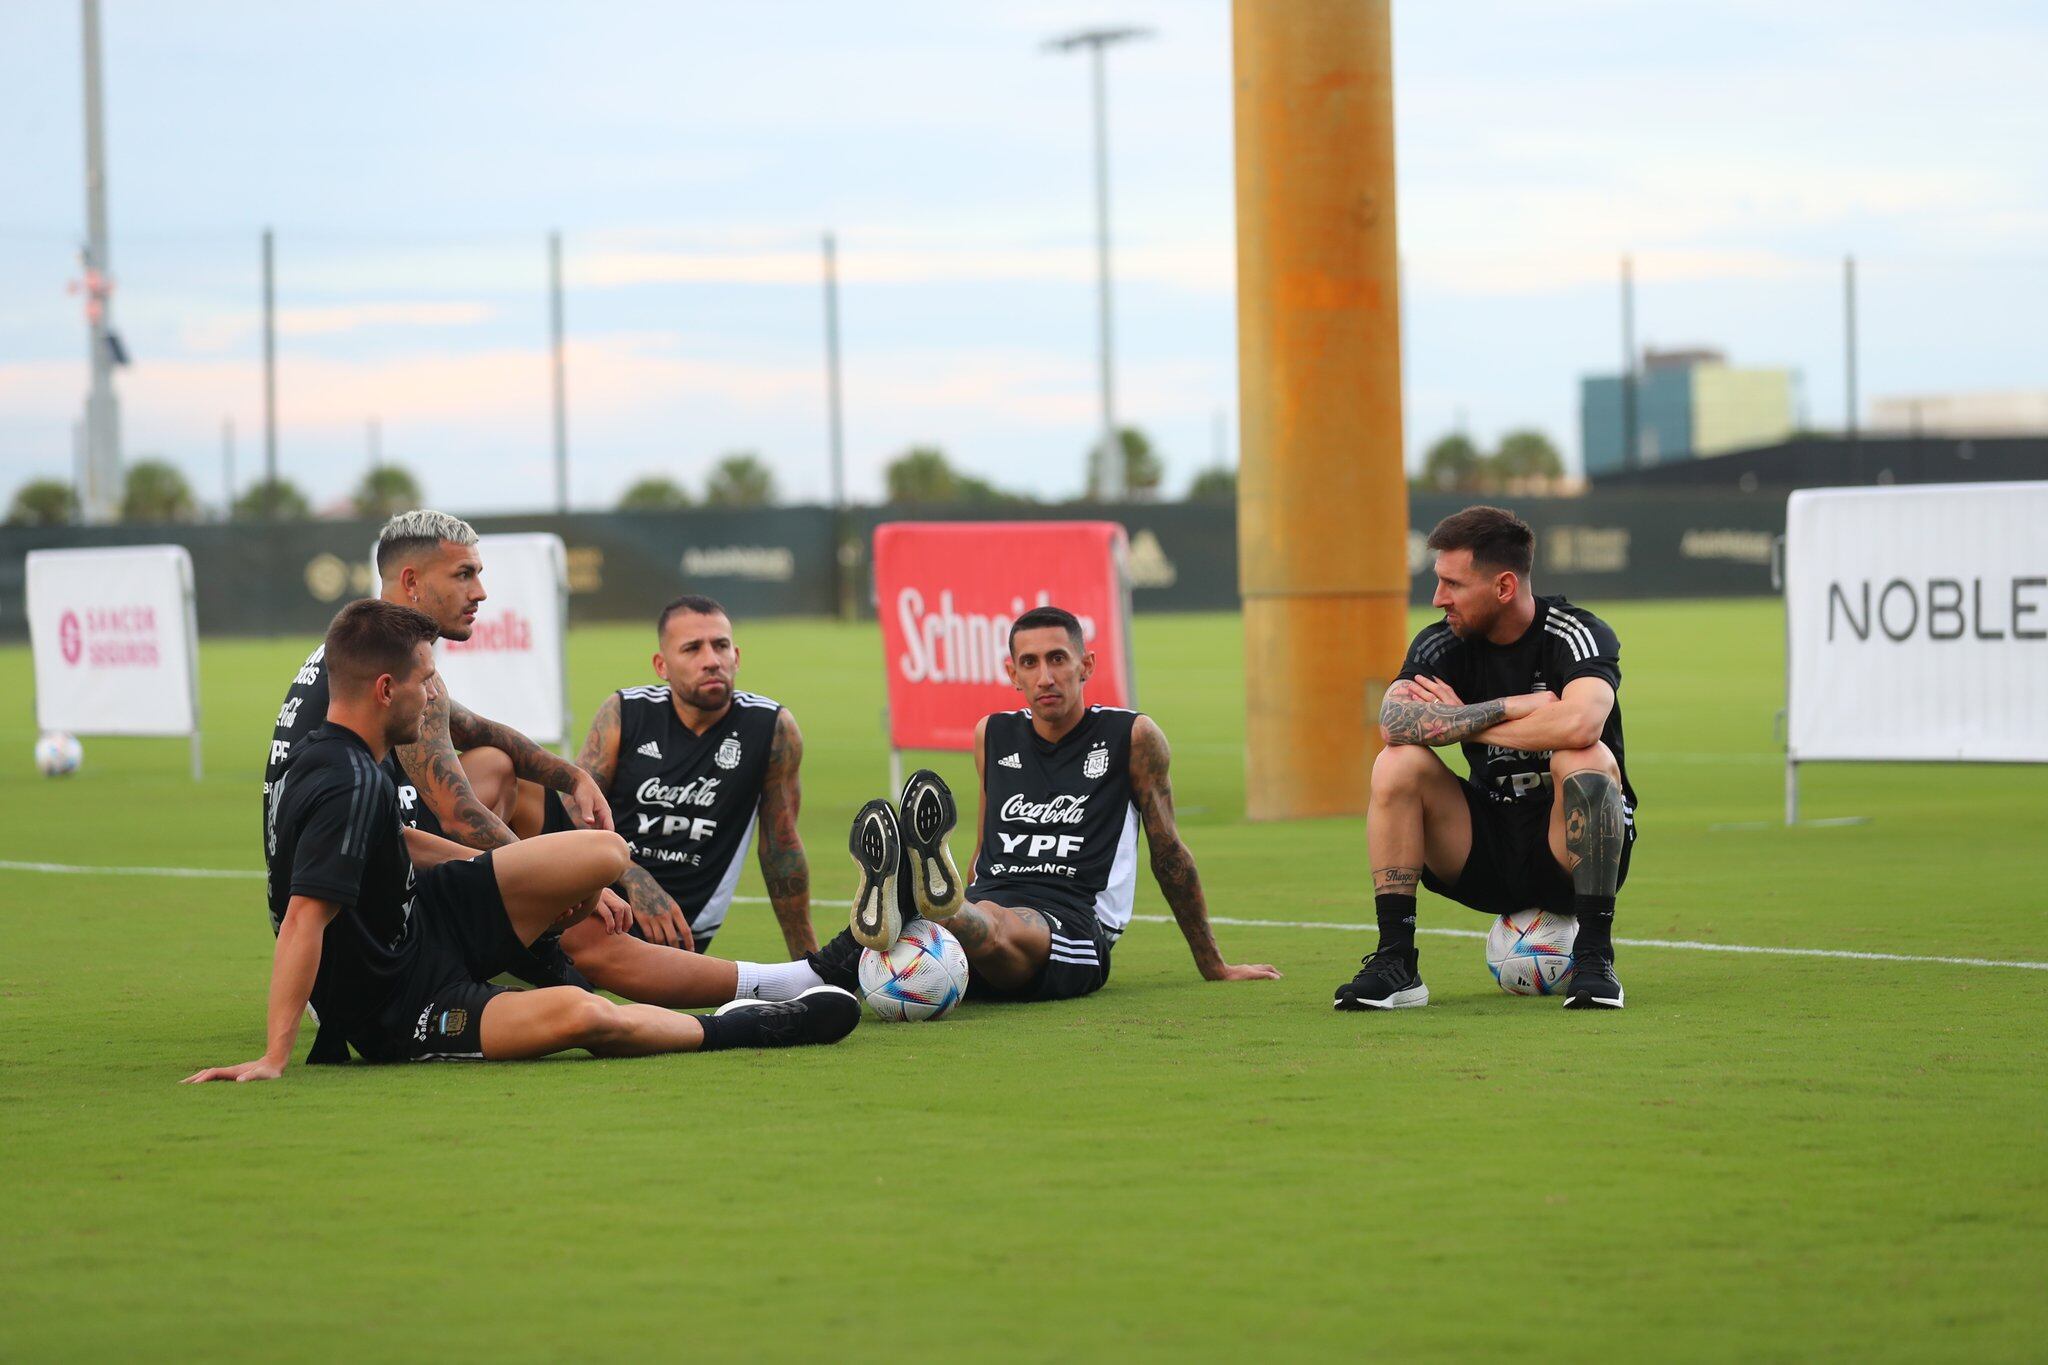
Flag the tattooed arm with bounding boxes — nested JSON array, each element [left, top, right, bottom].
[[1129, 716, 1281, 982], [754, 709, 817, 957], [575, 693, 623, 795], [576, 692, 693, 948], [1472, 677, 1613, 753], [1379, 678, 1550, 748], [449, 699, 614, 831], [395, 689, 519, 850]]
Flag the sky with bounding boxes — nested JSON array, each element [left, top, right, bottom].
[[2, 0, 2043, 513]]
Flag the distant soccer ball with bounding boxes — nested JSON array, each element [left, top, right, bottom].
[[34, 731, 83, 778], [858, 920, 969, 1021], [1486, 908, 1578, 995]]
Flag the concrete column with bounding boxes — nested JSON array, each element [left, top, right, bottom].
[[1234, 0, 1409, 820]]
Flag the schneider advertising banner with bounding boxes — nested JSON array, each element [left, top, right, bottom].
[[875, 521, 1135, 752], [26, 544, 200, 737], [1786, 482, 2048, 763]]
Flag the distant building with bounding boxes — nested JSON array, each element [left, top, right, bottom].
[[1869, 389, 2048, 437], [1581, 348, 1796, 477]]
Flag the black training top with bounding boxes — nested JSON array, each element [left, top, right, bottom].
[[966, 705, 1142, 935], [263, 722, 421, 1032], [606, 686, 781, 943], [1396, 594, 1637, 818], [263, 642, 331, 838]]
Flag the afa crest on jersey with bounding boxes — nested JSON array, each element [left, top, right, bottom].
[[1083, 744, 1109, 780], [715, 735, 743, 770]]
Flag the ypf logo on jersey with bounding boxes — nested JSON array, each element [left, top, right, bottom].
[[1083, 744, 1109, 780], [715, 736, 742, 770]]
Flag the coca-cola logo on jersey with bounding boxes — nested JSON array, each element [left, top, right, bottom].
[[59, 605, 161, 668], [895, 589, 1096, 685], [637, 775, 721, 809], [1000, 793, 1089, 825], [444, 611, 534, 654]]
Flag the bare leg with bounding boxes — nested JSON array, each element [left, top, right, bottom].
[[1368, 743, 1474, 896], [925, 900, 1053, 992], [558, 917, 742, 1007], [458, 746, 517, 822], [490, 831, 631, 945], [478, 986, 704, 1059], [508, 778, 550, 840]]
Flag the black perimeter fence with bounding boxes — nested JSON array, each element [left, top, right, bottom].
[[0, 492, 1790, 642]]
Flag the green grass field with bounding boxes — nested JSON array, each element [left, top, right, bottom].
[[3, 601, 2044, 1361]]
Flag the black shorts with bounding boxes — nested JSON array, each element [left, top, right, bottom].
[[1421, 783, 1635, 918], [357, 853, 525, 1063], [966, 898, 1115, 1003]]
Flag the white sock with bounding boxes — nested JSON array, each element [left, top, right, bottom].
[[734, 959, 826, 1002]]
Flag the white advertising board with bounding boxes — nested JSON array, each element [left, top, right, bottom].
[[1784, 483, 2048, 814], [26, 544, 201, 742], [430, 533, 571, 746]]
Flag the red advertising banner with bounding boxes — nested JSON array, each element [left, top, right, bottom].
[[875, 521, 1134, 752]]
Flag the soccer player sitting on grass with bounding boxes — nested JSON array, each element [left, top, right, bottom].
[[1332, 505, 1636, 1013], [188, 600, 856, 1081], [802, 605, 1279, 1003]]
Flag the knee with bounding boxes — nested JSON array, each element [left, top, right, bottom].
[[561, 991, 627, 1045], [578, 830, 631, 881], [463, 746, 515, 808], [1372, 742, 1436, 797], [1549, 741, 1619, 783]]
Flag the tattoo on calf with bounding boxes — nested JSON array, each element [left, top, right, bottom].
[[942, 903, 996, 952], [1562, 771, 1624, 897], [1380, 695, 1508, 746], [1373, 866, 1421, 895]]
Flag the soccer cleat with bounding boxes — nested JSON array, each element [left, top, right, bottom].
[[712, 985, 861, 1047], [1332, 948, 1429, 1011], [848, 799, 903, 950], [898, 768, 965, 921], [1562, 952, 1625, 1009]]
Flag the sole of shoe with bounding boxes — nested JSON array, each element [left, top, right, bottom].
[[898, 769, 964, 920], [1563, 986, 1625, 1010], [848, 799, 902, 950], [1332, 983, 1430, 1011], [713, 985, 861, 1045]]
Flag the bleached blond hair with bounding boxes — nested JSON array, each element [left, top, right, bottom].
[[374, 509, 478, 572]]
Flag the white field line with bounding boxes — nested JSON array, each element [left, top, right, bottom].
[[1134, 915, 2048, 973], [5, 859, 2040, 973]]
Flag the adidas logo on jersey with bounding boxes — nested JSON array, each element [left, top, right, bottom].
[[998, 752, 1022, 769], [637, 740, 662, 760]]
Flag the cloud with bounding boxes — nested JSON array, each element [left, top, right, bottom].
[[177, 300, 500, 352]]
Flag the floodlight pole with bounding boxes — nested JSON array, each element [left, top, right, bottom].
[[1046, 25, 1150, 502], [550, 230, 569, 513], [262, 227, 278, 521], [79, 0, 123, 523], [1620, 254, 1637, 474]]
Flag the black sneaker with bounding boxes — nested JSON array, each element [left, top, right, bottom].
[[1562, 952, 1624, 1009], [899, 769, 965, 920], [848, 799, 903, 950], [1332, 948, 1429, 1010], [712, 985, 861, 1047]]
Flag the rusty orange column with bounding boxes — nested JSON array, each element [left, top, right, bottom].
[[1234, 0, 1409, 821]]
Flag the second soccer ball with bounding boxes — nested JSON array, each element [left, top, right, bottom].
[[1485, 908, 1577, 996], [858, 919, 970, 1021]]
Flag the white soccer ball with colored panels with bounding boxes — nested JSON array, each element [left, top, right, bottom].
[[1486, 908, 1578, 995], [34, 732, 83, 778], [858, 919, 969, 1021]]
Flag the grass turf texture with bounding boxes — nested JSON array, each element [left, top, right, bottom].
[[2, 600, 2044, 1361]]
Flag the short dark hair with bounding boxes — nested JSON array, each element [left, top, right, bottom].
[[657, 594, 729, 639], [1008, 605, 1084, 655], [324, 598, 439, 696], [1426, 505, 1535, 578]]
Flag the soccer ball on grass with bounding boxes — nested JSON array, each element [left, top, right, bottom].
[[34, 732, 83, 778], [1485, 908, 1577, 995], [858, 919, 969, 1021]]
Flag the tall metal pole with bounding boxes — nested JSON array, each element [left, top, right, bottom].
[[1621, 254, 1638, 473], [1844, 253, 1859, 443], [822, 232, 846, 511], [221, 417, 234, 516], [262, 227, 278, 521], [1047, 26, 1149, 502], [548, 231, 569, 513], [79, 0, 122, 523]]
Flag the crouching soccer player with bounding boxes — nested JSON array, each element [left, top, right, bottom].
[[1333, 505, 1636, 1013], [804, 605, 1279, 1003], [187, 600, 856, 1082]]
